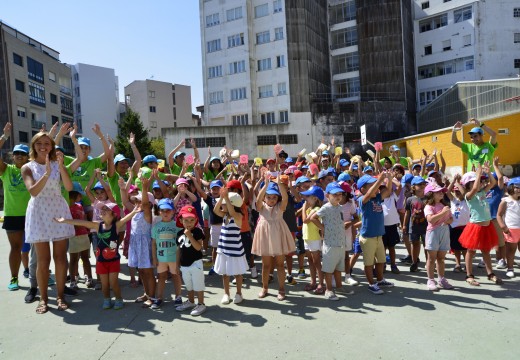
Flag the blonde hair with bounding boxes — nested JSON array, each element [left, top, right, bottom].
[[29, 132, 57, 161]]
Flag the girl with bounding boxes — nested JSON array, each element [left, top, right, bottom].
[[213, 188, 249, 304], [55, 201, 140, 309], [173, 177, 197, 212], [458, 164, 502, 286], [423, 180, 453, 291], [446, 174, 469, 272], [204, 154, 225, 182], [339, 182, 360, 284], [403, 176, 428, 272], [496, 177, 520, 278], [382, 175, 402, 274], [251, 174, 295, 300]]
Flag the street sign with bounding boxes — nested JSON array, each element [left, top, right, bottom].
[[360, 125, 367, 146]]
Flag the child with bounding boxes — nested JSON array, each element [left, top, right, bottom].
[[496, 177, 520, 278], [382, 176, 402, 274], [423, 180, 454, 291], [213, 188, 248, 304], [54, 201, 140, 309], [338, 182, 360, 285], [446, 174, 469, 272], [150, 198, 181, 309], [458, 165, 502, 286], [399, 173, 414, 264], [251, 174, 295, 300], [300, 185, 325, 294], [404, 176, 428, 272], [175, 205, 207, 316]]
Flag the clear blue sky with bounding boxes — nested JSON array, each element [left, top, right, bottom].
[[1, 0, 203, 112]]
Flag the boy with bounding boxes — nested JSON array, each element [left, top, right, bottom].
[[404, 176, 428, 272], [357, 173, 395, 295]]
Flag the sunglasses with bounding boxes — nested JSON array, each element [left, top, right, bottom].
[[13, 151, 28, 156]]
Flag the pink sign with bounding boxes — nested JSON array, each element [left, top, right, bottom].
[[185, 155, 194, 165], [374, 142, 383, 151], [239, 154, 249, 164], [309, 163, 319, 175]]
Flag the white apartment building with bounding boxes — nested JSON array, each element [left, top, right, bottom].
[[124, 80, 193, 138], [414, 0, 520, 109], [71, 63, 119, 156]]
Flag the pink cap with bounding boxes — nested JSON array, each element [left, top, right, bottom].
[[175, 178, 189, 186], [95, 201, 121, 219]]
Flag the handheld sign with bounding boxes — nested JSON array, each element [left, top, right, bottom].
[[185, 155, 194, 165], [240, 154, 248, 164]]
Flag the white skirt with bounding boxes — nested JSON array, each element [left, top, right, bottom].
[[25, 195, 75, 243], [214, 253, 249, 276]]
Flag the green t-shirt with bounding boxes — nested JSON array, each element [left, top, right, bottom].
[[466, 190, 492, 223], [60, 166, 73, 203], [170, 162, 194, 176], [134, 167, 168, 191], [69, 156, 103, 206], [461, 142, 497, 172], [379, 156, 408, 168], [0, 164, 31, 216], [108, 171, 129, 207]]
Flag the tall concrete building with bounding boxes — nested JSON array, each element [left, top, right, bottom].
[[0, 21, 75, 153], [124, 79, 193, 139], [414, 0, 520, 109], [71, 63, 119, 156]]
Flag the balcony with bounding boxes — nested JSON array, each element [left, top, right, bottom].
[[60, 85, 71, 95], [31, 119, 46, 129]]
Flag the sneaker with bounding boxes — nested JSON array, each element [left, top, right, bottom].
[[250, 267, 258, 279], [150, 299, 163, 309], [174, 295, 183, 305], [427, 279, 439, 291], [368, 283, 384, 295], [286, 275, 297, 285], [113, 299, 124, 310], [7, 277, 19, 291], [23, 268, 29, 279], [176, 300, 196, 312], [24, 287, 38, 303], [497, 259, 507, 269], [64, 286, 78, 296], [297, 269, 306, 279], [377, 279, 394, 288], [410, 262, 419, 272], [345, 276, 359, 286], [70, 280, 78, 289], [208, 267, 216, 276], [233, 294, 243, 304], [477, 260, 486, 268], [325, 290, 339, 301], [437, 277, 454, 290], [390, 265, 400, 274], [48, 275, 56, 286], [190, 303, 207, 316], [85, 276, 94, 289], [221, 294, 231, 304], [399, 255, 413, 264], [103, 298, 113, 309], [506, 269, 515, 278]]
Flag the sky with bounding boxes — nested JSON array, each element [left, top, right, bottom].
[[1, 0, 203, 112]]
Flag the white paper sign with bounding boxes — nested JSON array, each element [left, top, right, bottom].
[[360, 125, 367, 146]]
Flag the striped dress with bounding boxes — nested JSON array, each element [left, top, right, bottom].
[[214, 216, 249, 276]]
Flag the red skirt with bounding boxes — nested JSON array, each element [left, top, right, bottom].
[[458, 222, 498, 252]]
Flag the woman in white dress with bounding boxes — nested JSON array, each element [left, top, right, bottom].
[[21, 132, 75, 314]]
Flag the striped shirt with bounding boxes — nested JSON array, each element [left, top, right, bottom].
[[217, 216, 244, 257]]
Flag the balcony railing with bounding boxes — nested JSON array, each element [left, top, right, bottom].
[[31, 119, 46, 129], [60, 85, 71, 95]]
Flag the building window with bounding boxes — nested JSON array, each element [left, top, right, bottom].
[[276, 55, 285, 68], [76, 103, 81, 113], [50, 93, 57, 104], [150, 121, 157, 128], [228, 33, 245, 48], [206, 137, 226, 147], [49, 71, 56, 82], [208, 65, 223, 78], [418, 56, 474, 79], [75, 87, 80, 97], [279, 111, 289, 124], [278, 82, 287, 95], [207, 39, 221, 53], [206, 13, 220, 27], [514, 59, 520, 69], [17, 106, 26, 118], [60, 96, 73, 115], [279, 134, 297, 144], [421, 2, 429, 10], [255, 4, 269, 18], [29, 82, 46, 107], [149, 106, 156, 113], [149, 91, 155, 98], [329, 0, 356, 25], [344, 132, 361, 143], [229, 60, 246, 74], [257, 58, 272, 71], [424, 45, 432, 55], [260, 112, 275, 124], [332, 52, 359, 74], [442, 39, 451, 51], [514, 33, 520, 44], [227, 7, 242, 21], [74, 73, 79, 81], [172, 93, 176, 105], [463, 34, 472, 47], [465, 59, 474, 70], [257, 135, 277, 145], [419, 13, 447, 33], [331, 26, 358, 49], [173, 107, 176, 120], [230, 87, 247, 101], [256, 31, 270, 45], [27, 57, 44, 84], [273, 0, 282, 13], [454, 6, 472, 23], [209, 91, 224, 104], [334, 77, 360, 99], [13, 53, 23, 66], [444, 0, 452, 2], [15, 80, 25, 92], [514, 8, 520, 17], [274, 27, 284, 41], [232, 114, 248, 126], [19, 131, 28, 143], [258, 85, 273, 98], [51, 115, 59, 124]]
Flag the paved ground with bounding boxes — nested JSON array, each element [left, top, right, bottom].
[[1, 213, 519, 359]]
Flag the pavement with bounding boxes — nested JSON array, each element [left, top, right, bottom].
[[0, 211, 519, 359]]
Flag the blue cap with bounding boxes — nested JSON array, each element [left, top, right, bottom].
[[357, 174, 377, 189], [338, 172, 351, 182], [401, 173, 414, 185], [300, 185, 325, 201], [322, 150, 330, 157], [77, 137, 91, 147], [266, 182, 281, 196], [209, 156, 221, 163], [427, 170, 438, 177], [142, 155, 158, 164], [92, 181, 104, 191], [114, 154, 131, 165], [325, 182, 345, 194], [210, 180, 223, 189], [318, 170, 332, 180], [295, 176, 311, 186], [157, 198, 174, 210], [339, 159, 350, 167], [468, 127, 484, 135], [327, 167, 337, 178], [352, 164, 358, 171], [152, 180, 161, 189], [412, 163, 421, 170], [411, 176, 427, 185], [301, 165, 309, 170], [426, 163, 435, 168], [285, 157, 294, 163], [71, 182, 85, 195], [507, 177, 520, 186], [363, 166, 374, 173], [173, 151, 186, 159], [54, 145, 65, 153], [13, 144, 29, 154], [389, 145, 400, 152]]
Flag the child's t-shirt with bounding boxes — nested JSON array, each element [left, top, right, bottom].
[[503, 197, 520, 228], [486, 185, 504, 219], [341, 200, 357, 244], [176, 227, 204, 267], [358, 193, 385, 238], [69, 203, 89, 236], [466, 190, 492, 223], [406, 196, 427, 234], [303, 206, 321, 241], [450, 198, 470, 228], [152, 220, 180, 263], [424, 203, 452, 231], [383, 193, 400, 226], [203, 194, 223, 225], [315, 203, 346, 247]]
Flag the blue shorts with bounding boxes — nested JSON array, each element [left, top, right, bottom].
[[352, 237, 363, 254]]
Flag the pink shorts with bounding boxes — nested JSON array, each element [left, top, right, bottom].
[[504, 228, 520, 244], [157, 262, 178, 274]]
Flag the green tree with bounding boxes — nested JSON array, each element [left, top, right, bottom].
[[115, 107, 152, 158], [150, 137, 166, 160]]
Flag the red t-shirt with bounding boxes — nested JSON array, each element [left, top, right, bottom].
[[69, 203, 89, 236]]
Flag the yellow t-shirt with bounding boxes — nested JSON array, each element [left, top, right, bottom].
[[302, 206, 321, 241]]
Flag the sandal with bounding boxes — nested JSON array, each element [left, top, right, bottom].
[[36, 301, 48, 314], [277, 291, 286, 301], [313, 286, 325, 295], [453, 265, 462, 273], [465, 275, 480, 286], [57, 298, 69, 311], [142, 299, 153, 308], [258, 289, 268, 298], [304, 283, 318, 292], [487, 273, 503, 285], [135, 295, 148, 303]]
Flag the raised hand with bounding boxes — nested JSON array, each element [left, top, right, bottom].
[[140, 175, 150, 189], [128, 132, 135, 145], [493, 156, 499, 168], [207, 146, 212, 156], [220, 186, 229, 199], [45, 154, 51, 176], [3, 122, 11, 136], [69, 123, 78, 139], [94, 168, 102, 179], [117, 177, 126, 190], [190, 138, 196, 148], [469, 118, 481, 127], [453, 121, 463, 130], [92, 123, 102, 137], [56, 152, 64, 167]]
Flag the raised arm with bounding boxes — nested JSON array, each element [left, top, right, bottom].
[[128, 132, 141, 175], [439, 149, 446, 174], [493, 156, 504, 189], [53, 217, 99, 230], [53, 122, 72, 146], [451, 121, 463, 148], [255, 173, 270, 211], [362, 174, 386, 204], [57, 152, 73, 191], [92, 123, 110, 163], [279, 177, 288, 212], [85, 168, 99, 204], [168, 139, 185, 168], [118, 176, 134, 211], [0, 122, 12, 174]]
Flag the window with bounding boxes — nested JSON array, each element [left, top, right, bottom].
[[444, 0, 452, 2], [276, 55, 285, 68], [256, 31, 270, 45], [75, 87, 80, 97], [279, 134, 297, 144], [418, 56, 474, 79], [419, 13, 447, 33], [173, 108, 176, 120], [149, 106, 156, 112], [19, 131, 28, 143], [344, 132, 361, 143], [424, 45, 432, 55], [13, 53, 23, 66], [172, 93, 176, 105], [150, 121, 157, 128], [463, 34, 471, 47], [278, 82, 287, 95], [27, 57, 44, 84], [260, 112, 275, 124], [49, 71, 56, 82], [255, 4, 269, 18], [15, 80, 25, 92], [274, 27, 284, 41], [17, 106, 26, 118], [50, 93, 57, 104], [149, 91, 155, 98], [329, 1, 356, 25], [208, 65, 223, 78], [257, 135, 277, 145], [454, 6, 472, 23], [76, 103, 81, 113], [465, 59, 474, 70], [515, 59, 520, 69], [206, 13, 220, 27], [60, 96, 73, 114], [332, 52, 359, 74], [421, 2, 429, 9], [279, 111, 289, 124], [331, 26, 358, 49], [273, 0, 282, 13], [205, 137, 226, 147], [232, 114, 248, 126], [227, 7, 242, 21], [258, 85, 273, 98], [209, 91, 224, 104], [514, 8, 520, 17], [52, 116, 59, 124], [229, 60, 246, 74], [334, 77, 360, 98], [514, 33, 520, 44], [74, 73, 79, 81], [442, 40, 451, 51], [257, 58, 272, 71], [29, 82, 46, 107], [228, 33, 244, 48], [206, 39, 221, 53], [230, 87, 247, 101]]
